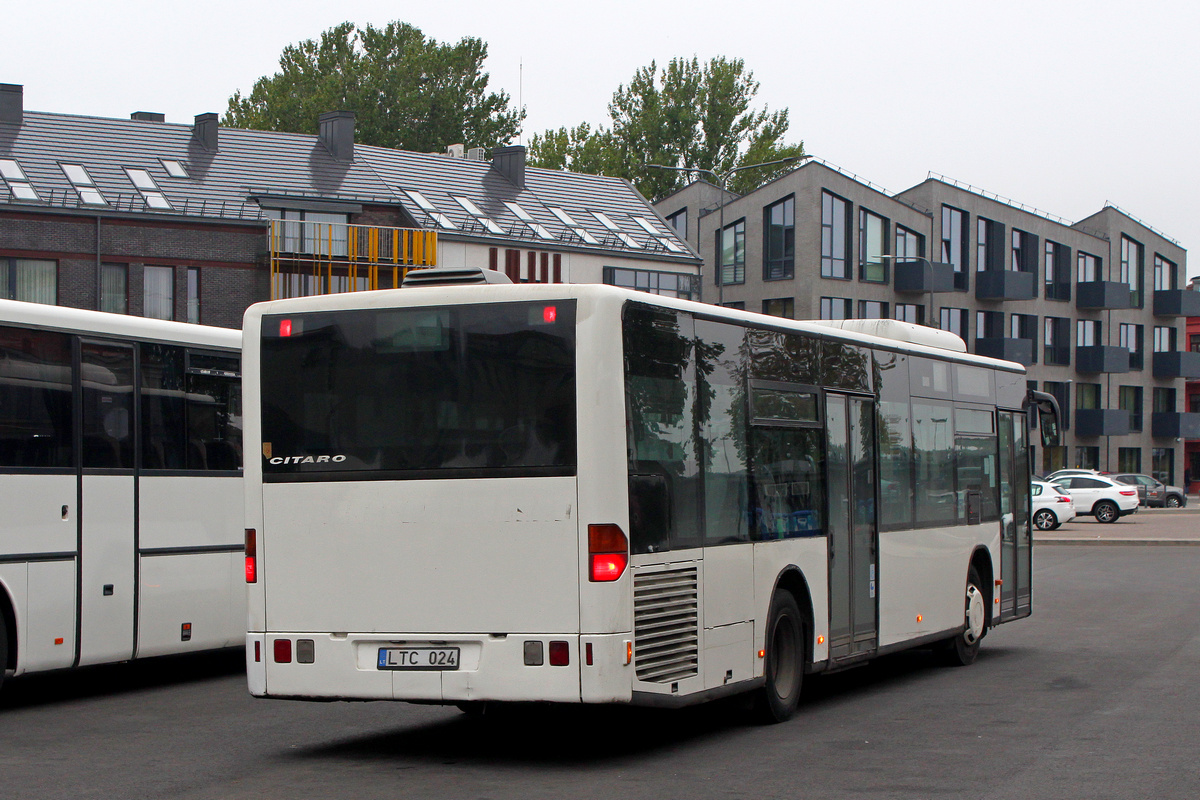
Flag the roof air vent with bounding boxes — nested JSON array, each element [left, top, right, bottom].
[[131, 112, 165, 122], [402, 266, 514, 287]]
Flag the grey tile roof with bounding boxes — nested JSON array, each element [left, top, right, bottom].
[[0, 110, 698, 264]]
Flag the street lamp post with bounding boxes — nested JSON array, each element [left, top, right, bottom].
[[649, 155, 812, 305]]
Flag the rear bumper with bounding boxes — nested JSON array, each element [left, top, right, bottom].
[[246, 632, 634, 704]]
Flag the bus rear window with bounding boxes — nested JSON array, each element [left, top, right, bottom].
[[260, 300, 576, 480]]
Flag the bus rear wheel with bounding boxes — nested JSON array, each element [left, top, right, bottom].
[[0, 609, 8, 692], [940, 566, 985, 667], [755, 591, 804, 723]]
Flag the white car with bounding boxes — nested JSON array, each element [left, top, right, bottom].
[[1031, 479, 1076, 530], [1052, 474, 1140, 523]]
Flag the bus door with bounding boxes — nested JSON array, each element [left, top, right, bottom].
[[997, 411, 1032, 621], [76, 340, 137, 666], [825, 393, 878, 661]]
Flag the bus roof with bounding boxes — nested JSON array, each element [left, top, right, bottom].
[[1, 298, 240, 351], [243, 283, 1026, 374]]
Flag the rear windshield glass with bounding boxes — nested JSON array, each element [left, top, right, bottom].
[[260, 300, 576, 480]]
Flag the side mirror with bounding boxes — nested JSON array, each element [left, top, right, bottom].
[[1024, 389, 1061, 448]]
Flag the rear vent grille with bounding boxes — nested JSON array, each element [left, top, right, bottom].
[[633, 565, 699, 683]]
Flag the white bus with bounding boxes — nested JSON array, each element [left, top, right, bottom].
[[243, 270, 1058, 721], [0, 299, 243, 691]]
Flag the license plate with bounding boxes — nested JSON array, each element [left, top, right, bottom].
[[378, 646, 460, 671]]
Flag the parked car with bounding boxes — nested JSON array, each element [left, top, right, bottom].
[[1053, 474, 1140, 523], [1111, 473, 1188, 508], [1031, 479, 1076, 530]]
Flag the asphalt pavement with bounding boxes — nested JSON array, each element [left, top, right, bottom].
[[1036, 494, 1200, 545]]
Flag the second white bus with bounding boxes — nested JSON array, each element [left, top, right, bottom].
[[243, 272, 1057, 721]]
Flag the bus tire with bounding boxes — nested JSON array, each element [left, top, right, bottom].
[[941, 566, 985, 667], [0, 605, 8, 692], [455, 701, 488, 717], [755, 591, 804, 724], [1093, 500, 1119, 523]]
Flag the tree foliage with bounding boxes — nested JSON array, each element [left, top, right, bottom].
[[225, 21, 522, 153], [529, 56, 804, 200]]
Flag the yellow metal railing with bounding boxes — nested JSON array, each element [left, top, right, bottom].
[[269, 220, 438, 300]]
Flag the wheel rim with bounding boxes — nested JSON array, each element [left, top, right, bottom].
[[1096, 503, 1116, 522], [1035, 510, 1055, 530], [1167, 497, 1181, 508], [769, 613, 799, 702], [963, 584, 985, 645]]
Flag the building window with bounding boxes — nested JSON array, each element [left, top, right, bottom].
[[858, 208, 888, 282], [1075, 446, 1100, 470], [895, 225, 924, 259], [976, 217, 1002, 272], [941, 205, 968, 290], [1011, 229, 1036, 274], [821, 191, 850, 279], [1120, 323, 1144, 370], [763, 297, 794, 319], [718, 218, 746, 285], [1, 258, 57, 305], [1192, 334, 1200, 353], [820, 297, 852, 320], [0, 158, 39, 200], [723, 301, 745, 310], [264, 209, 350, 256], [1121, 235, 1144, 308], [1077, 319, 1101, 347], [604, 267, 698, 301], [1077, 252, 1101, 282], [666, 208, 687, 239], [60, 163, 107, 206], [123, 167, 171, 210], [1011, 313, 1038, 363], [1077, 383, 1101, 412], [100, 263, 127, 314], [1119, 385, 1143, 432], [1154, 254, 1176, 291], [1044, 381, 1070, 430], [1153, 387, 1176, 414], [939, 307, 968, 339], [186, 267, 201, 324], [1118, 448, 1141, 474], [1152, 447, 1174, 485], [143, 266, 174, 321], [1044, 241, 1071, 301], [895, 304, 924, 325], [763, 196, 794, 280], [1044, 317, 1070, 365], [1154, 326, 1177, 353], [858, 300, 888, 319], [977, 310, 1004, 339]]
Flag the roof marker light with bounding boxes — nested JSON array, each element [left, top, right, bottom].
[[279, 319, 292, 337], [543, 305, 557, 324]]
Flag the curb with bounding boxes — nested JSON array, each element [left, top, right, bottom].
[[1036, 539, 1200, 546]]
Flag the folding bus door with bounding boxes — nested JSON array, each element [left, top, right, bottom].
[[997, 411, 1032, 622]]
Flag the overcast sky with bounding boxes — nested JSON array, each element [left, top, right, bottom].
[[6, 0, 1198, 276]]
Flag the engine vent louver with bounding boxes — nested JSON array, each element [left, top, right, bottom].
[[633, 565, 699, 683]]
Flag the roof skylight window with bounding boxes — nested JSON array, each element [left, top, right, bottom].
[[452, 196, 504, 235], [60, 163, 106, 206], [0, 159, 39, 201], [161, 159, 189, 178], [590, 211, 620, 231], [125, 168, 172, 210], [503, 201, 553, 240], [548, 207, 600, 244], [403, 189, 458, 230], [616, 232, 643, 249], [632, 216, 664, 235]]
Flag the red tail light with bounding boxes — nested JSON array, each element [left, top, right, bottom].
[[1119, 489, 1138, 497], [273, 638, 292, 663], [1057, 496, 1072, 503], [245, 528, 257, 583], [589, 524, 628, 582]]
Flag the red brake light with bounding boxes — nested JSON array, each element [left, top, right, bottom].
[[549, 641, 570, 666], [543, 305, 557, 323], [1057, 496, 1072, 503], [588, 524, 628, 582], [1119, 489, 1138, 496], [245, 528, 257, 583], [279, 319, 293, 337], [273, 638, 292, 663]]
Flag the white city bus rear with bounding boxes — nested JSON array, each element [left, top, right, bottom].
[[245, 277, 1049, 718]]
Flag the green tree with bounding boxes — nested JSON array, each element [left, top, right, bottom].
[[528, 56, 804, 200], [225, 21, 522, 153]]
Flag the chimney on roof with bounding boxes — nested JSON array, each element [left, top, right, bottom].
[[319, 111, 355, 162], [491, 145, 526, 189], [192, 112, 219, 151], [131, 111, 165, 122], [0, 83, 22, 125]]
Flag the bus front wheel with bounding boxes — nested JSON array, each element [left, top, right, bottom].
[[941, 566, 985, 667], [755, 591, 805, 723], [0, 607, 8, 691]]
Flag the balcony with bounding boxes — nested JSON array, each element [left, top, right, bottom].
[[1152, 351, 1200, 379], [1151, 412, 1200, 439], [1075, 346, 1130, 374], [1075, 281, 1131, 310], [1153, 289, 1200, 317], [1075, 409, 1131, 438], [894, 259, 955, 294], [974, 337, 1034, 365], [975, 270, 1035, 301], [269, 220, 438, 299]]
